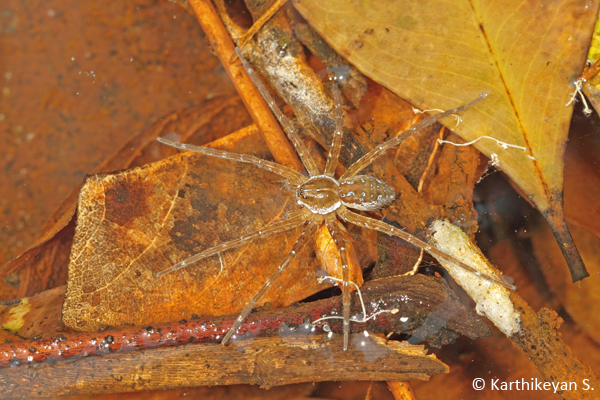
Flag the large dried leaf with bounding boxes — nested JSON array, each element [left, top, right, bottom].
[[293, 0, 599, 281], [62, 150, 323, 331]]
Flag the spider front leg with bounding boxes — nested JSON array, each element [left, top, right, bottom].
[[222, 221, 318, 345], [157, 137, 305, 186], [236, 47, 320, 177], [323, 84, 344, 177], [341, 95, 486, 179]]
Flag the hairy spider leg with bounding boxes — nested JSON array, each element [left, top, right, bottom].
[[340, 209, 516, 290], [325, 217, 352, 350], [324, 84, 343, 177], [321, 84, 352, 350], [236, 47, 320, 177], [156, 213, 306, 277], [157, 137, 305, 186], [222, 221, 318, 345], [341, 95, 486, 179]]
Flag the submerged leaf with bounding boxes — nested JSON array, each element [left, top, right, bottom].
[[293, 0, 598, 281], [62, 151, 322, 331]]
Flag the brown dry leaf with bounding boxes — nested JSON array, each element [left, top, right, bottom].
[[62, 147, 323, 331], [293, 0, 598, 282]]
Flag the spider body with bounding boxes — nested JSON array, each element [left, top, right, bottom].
[[338, 175, 395, 211], [156, 48, 514, 351], [296, 173, 394, 214]]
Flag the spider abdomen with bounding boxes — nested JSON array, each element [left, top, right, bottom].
[[339, 175, 395, 211]]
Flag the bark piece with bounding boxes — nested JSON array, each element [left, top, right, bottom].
[[0, 334, 447, 399]]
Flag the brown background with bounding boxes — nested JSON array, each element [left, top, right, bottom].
[[0, 0, 235, 265]]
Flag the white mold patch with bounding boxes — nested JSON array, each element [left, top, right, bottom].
[[429, 220, 521, 336]]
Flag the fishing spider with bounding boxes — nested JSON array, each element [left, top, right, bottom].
[[157, 48, 514, 351]]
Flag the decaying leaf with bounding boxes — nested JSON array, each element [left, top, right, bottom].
[[0, 0, 232, 271], [62, 148, 324, 331], [293, 0, 599, 282]]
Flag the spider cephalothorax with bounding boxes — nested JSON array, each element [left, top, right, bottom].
[[157, 48, 514, 351], [296, 175, 342, 214]]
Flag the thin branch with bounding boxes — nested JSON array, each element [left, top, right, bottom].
[[187, 0, 304, 172], [230, 0, 289, 61], [0, 275, 491, 369]]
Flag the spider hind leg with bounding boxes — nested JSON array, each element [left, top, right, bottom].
[[221, 221, 318, 345], [156, 213, 305, 277], [324, 218, 352, 351]]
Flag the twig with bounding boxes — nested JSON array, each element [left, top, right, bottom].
[[0, 275, 491, 369], [580, 58, 600, 81], [387, 381, 417, 400], [0, 334, 447, 398], [417, 126, 445, 193], [230, 0, 289, 62], [187, 0, 304, 172]]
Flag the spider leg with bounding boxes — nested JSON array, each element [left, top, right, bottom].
[[222, 221, 318, 345], [340, 209, 516, 290], [156, 213, 305, 277], [232, 0, 288, 53], [323, 84, 344, 177], [341, 95, 486, 179], [325, 218, 352, 351], [157, 137, 305, 186], [236, 47, 320, 177]]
